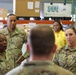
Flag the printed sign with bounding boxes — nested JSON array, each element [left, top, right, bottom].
[[44, 3, 72, 17]]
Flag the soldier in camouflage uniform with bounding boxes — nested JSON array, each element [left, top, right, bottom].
[[6, 26, 74, 75], [0, 14, 29, 69], [53, 27, 76, 74], [0, 33, 12, 75]]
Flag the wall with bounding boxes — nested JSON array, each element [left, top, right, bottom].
[[0, 0, 76, 14], [0, 0, 13, 13]]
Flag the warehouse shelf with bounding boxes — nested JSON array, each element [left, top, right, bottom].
[[0, 20, 73, 25]]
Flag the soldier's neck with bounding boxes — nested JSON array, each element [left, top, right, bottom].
[[29, 54, 53, 61]]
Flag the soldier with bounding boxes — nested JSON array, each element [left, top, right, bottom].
[[0, 14, 29, 68], [53, 27, 76, 74], [0, 33, 7, 75], [6, 25, 74, 75]]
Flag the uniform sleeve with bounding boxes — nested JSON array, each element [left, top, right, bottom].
[[19, 29, 28, 44], [22, 31, 30, 58], [53, 50, 60, 65], [22, 50, 30, 59]]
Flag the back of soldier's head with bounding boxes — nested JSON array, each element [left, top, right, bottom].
[[28, 25, 55, 56]]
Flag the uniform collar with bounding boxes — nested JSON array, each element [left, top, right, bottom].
[[23, 60, 54, 67], [5, 27, 19, 36], [65, 44, 76, 52]]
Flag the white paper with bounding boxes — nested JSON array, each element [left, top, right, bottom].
[[28, 2, 33, 9], [35, 1, 40, 8], [35, 9, 39, 13]]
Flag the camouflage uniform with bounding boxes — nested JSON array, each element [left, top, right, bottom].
[[53, 44, 76, 74], [0, 27, 29, 68], [5, 61, 74, 75], [0, 52, 12, 75]]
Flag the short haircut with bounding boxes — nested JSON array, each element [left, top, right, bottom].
[[29, 25, 55, 56], [7, 13, 16, 18]]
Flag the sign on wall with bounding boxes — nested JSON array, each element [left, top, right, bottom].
[[44, 3, 72, 17]]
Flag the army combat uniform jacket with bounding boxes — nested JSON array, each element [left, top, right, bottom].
[[53, 44, 76, 74], [0, 52, 13, 75], [0, 27, 29, 68], [5, 61, 74, 75]]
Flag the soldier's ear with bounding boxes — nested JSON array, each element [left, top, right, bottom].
[[52, 44, 57, 53]]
